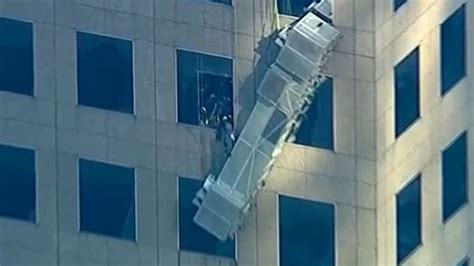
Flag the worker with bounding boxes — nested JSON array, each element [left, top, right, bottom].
[[217, 115, 235, 156]]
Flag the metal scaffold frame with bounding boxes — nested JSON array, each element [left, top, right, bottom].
[[192, 0, 342, 241]]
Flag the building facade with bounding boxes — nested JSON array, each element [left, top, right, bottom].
[[0, 0, 471, 265]]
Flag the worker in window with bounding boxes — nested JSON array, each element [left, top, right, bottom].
[[216, 115, 235, 156]]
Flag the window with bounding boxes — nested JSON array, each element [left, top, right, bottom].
[[458, 257, 470, 266], [395, 48, 419, 138], [77, 32, 134, 113], [0, 17, 33, 96], [177, 50, 233, 129], [0, 144, 35, 222], [295, 77, 333, 150], [209, 0, 231, 5], [277, 0, 320, 17], [442, 132, 468, 222], [396, 175, 421, 264], [178, 177, 235, 259], [394, 0, 407, 11], [279, 195, 335, 266], [79, 159, 135, 241], [441, 4, 466, 95]]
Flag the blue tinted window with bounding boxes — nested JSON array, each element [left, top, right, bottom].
[[77, 32, 133, 113], [177, 50, 233, 128], [210, 0, 231, 5], [295, 78, 333, 150], [279, 195, 335, 266], [0, 144, 35, 222], [396, 175, 421, 264], [395, 48, 419, 138], [441, 4, 466, 95], [394, 0, 407, 11], [442, 132, 468, 222], [178, 177, 235, 259], [458, 257, 470, 266], [79, 159, 135, 241], [0, 17, 33, 96], [277, 0, 320, 17]]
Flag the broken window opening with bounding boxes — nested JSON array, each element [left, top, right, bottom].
[[277, 0, 321, 17], [177, 50, 234, 131]]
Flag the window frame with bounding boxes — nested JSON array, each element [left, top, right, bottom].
[[75, 30, 136, 115], [0, 16, 35, 97], [76, 157, 138, 242], [394, 47, 420, 139], [395, 173, 423, 265], [277, 194, 337, 266], [440, 3, 467, 96], [293, 75, 335, 151], [440, 131, 469, 224], [0, 141, 37, 224], [176, 176, 238, 260], [174, 47, 235, 129]]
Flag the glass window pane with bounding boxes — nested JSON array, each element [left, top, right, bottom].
[[79, 159, 135, 241], [279, 195, 335, 266], [441, 4, 466, 95], [0, 17, 33, 96], [210, 0, 231, 5], [77, 32, 134, 113], [396, 175, 421, 264], [442, 132, 468, 222], [394, 0, 407, 11], [295, 77, 333, 150], [177, 50, 233, 128], [395, 48, 419, 138], [178, 177, 235, 259], [277, 0, 320, 17], [457, 257, 470, 266], [0, 144, 35, 222]]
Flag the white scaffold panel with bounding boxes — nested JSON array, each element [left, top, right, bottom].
[[193, 0, 342, 241]]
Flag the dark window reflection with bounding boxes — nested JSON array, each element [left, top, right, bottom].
[[441, 4, 466, 95], [77, 32, 134, 113], [277, 0, 320, 17], [79, 159, 135, 241], [396, 175, 421, 264], [210, 0, 231, 5], [394, 0, 407, 11], [279, 195, 335, 266], [178, 177, 235, 259], [295, 78, 333, 150], [458, 257, 470, 266], [0, 144, 35, 222], [177, 50, 233, 128], [442, 132, 468, 222], [0, 17, 33, 96], [395, 48, 419, 138]]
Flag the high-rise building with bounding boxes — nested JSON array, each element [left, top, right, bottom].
[[0, 0, 471, 265]]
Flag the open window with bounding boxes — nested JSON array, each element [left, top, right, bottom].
[[177, 50, 233, 129], [277, 0, 320, 17]]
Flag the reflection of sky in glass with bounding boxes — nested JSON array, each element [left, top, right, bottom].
[[279, 195, 335, 266], [79, 159, 135, 241], [395, 48, 419, 137], [0, 144, 35, 222], [442, 132, 468, 222], [396, 175, 421, 264], [0, 17, 33, 95], [77, 32, 134, 113]]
